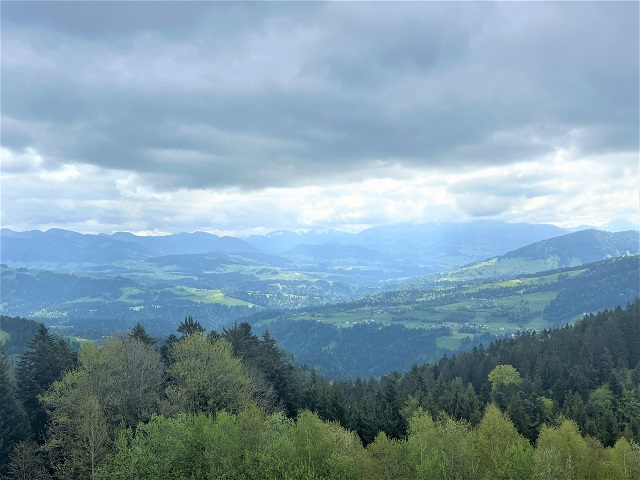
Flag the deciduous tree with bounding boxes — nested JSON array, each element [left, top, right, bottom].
[[166, 334, 253, 414]]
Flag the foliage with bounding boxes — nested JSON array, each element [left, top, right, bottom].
[[128, 322, 155, 346], [6, 300, 640, 477], [165, 333, 253, 414], [0, 343, 31, 469], [16, 323, 75, 439], [176, 316, 205, 337], [38, 337, 165, 479], [463, 404, 534, 479], [488, 364, 522, 391], [4, 440, 50, 480]]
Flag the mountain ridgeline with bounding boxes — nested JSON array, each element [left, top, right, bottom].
[[431, 228, 639, 283], [503, 228, 639, 264], [1, 221, 570, 274]]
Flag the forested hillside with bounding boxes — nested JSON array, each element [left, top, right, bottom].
[[249, 255, 639, 378], [1, 301, 639, 478], [426, 229, 639, 283]]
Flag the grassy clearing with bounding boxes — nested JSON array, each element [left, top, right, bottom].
[[254, 270, 313, 281], [0, 331, 9, 344], [61, 335, 92, 346], [169, 286, 255, 307], [441, 257, 565, 283], [436, 332, 475, 350], [68, 296, 108, 303], [117, 287, 145, 304]]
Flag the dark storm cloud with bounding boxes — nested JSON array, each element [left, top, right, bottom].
[[2, 1, 637, 190]]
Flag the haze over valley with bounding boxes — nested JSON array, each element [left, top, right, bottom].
[[1, 224, 638, 378]]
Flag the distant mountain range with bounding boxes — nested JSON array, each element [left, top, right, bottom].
[[2, 223, 637, 299], [0, 228, 256, 267], [244, 221, 569, 272], [1, 223, 638, 357], [1, 221, 569, 274]]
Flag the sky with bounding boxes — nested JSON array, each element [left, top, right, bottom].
[[1, 1, 638, 236]]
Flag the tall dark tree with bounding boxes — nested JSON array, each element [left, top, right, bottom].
[[0, 343, 31, 468], [16, 324, 75, 440], [375, 376, 405, 439], [128, 323, 155, 347], [220, 323, 299, 414], [177, 316, 205, 337], [260, 330, 299, 415], [160, 333, 179, 366]]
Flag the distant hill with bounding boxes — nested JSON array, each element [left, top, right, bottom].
[[107, 231, 258, 256], [0, 229, 257, 269], [0, 229, 149, 266], [0, 265, 255, 337], [244, 229, 354, 254], [503, 229, 638, 263], [440, 229, 639, 282]]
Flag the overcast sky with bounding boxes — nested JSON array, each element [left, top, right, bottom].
[[1, 1, 638, 236]]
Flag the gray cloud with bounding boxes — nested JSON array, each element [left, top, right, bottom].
[[1, 2, 638, 196]]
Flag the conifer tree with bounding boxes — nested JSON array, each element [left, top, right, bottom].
[[16, 323, 75, 438], [129, 323, 155, 347], [0, 343, 31, 468], [176, 316, 205, 337]]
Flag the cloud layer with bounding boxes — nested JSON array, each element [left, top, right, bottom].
[[1, 2, 638, 234]]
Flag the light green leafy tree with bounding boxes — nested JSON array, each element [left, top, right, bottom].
[[367, 430, 411, 480], [406, 409, 440, 479], [463, 403, 533, 480], [488, 364, 522, 392], [41, 368, 110, 480], [600, 437, 640, 480], [40, 337, 165, 479], [535, 418, 591, 480], [406, 410, 469, 480], [165, 334, 253, 414]]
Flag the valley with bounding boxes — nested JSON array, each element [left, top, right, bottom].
[[1, 224, 638, 378]]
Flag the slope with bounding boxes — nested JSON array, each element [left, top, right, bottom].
[[438, 229, 639, 282]]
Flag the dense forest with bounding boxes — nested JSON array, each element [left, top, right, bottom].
[[262, 320, 452, 378], [1, 301, 639, 479]]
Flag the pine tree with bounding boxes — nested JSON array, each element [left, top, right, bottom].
[[16, 323, 75, 439], [129, 323, 155, 346], [0, 343, 31, 468], [177, 316, 205, 337], [160, 333, 179, 365]]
